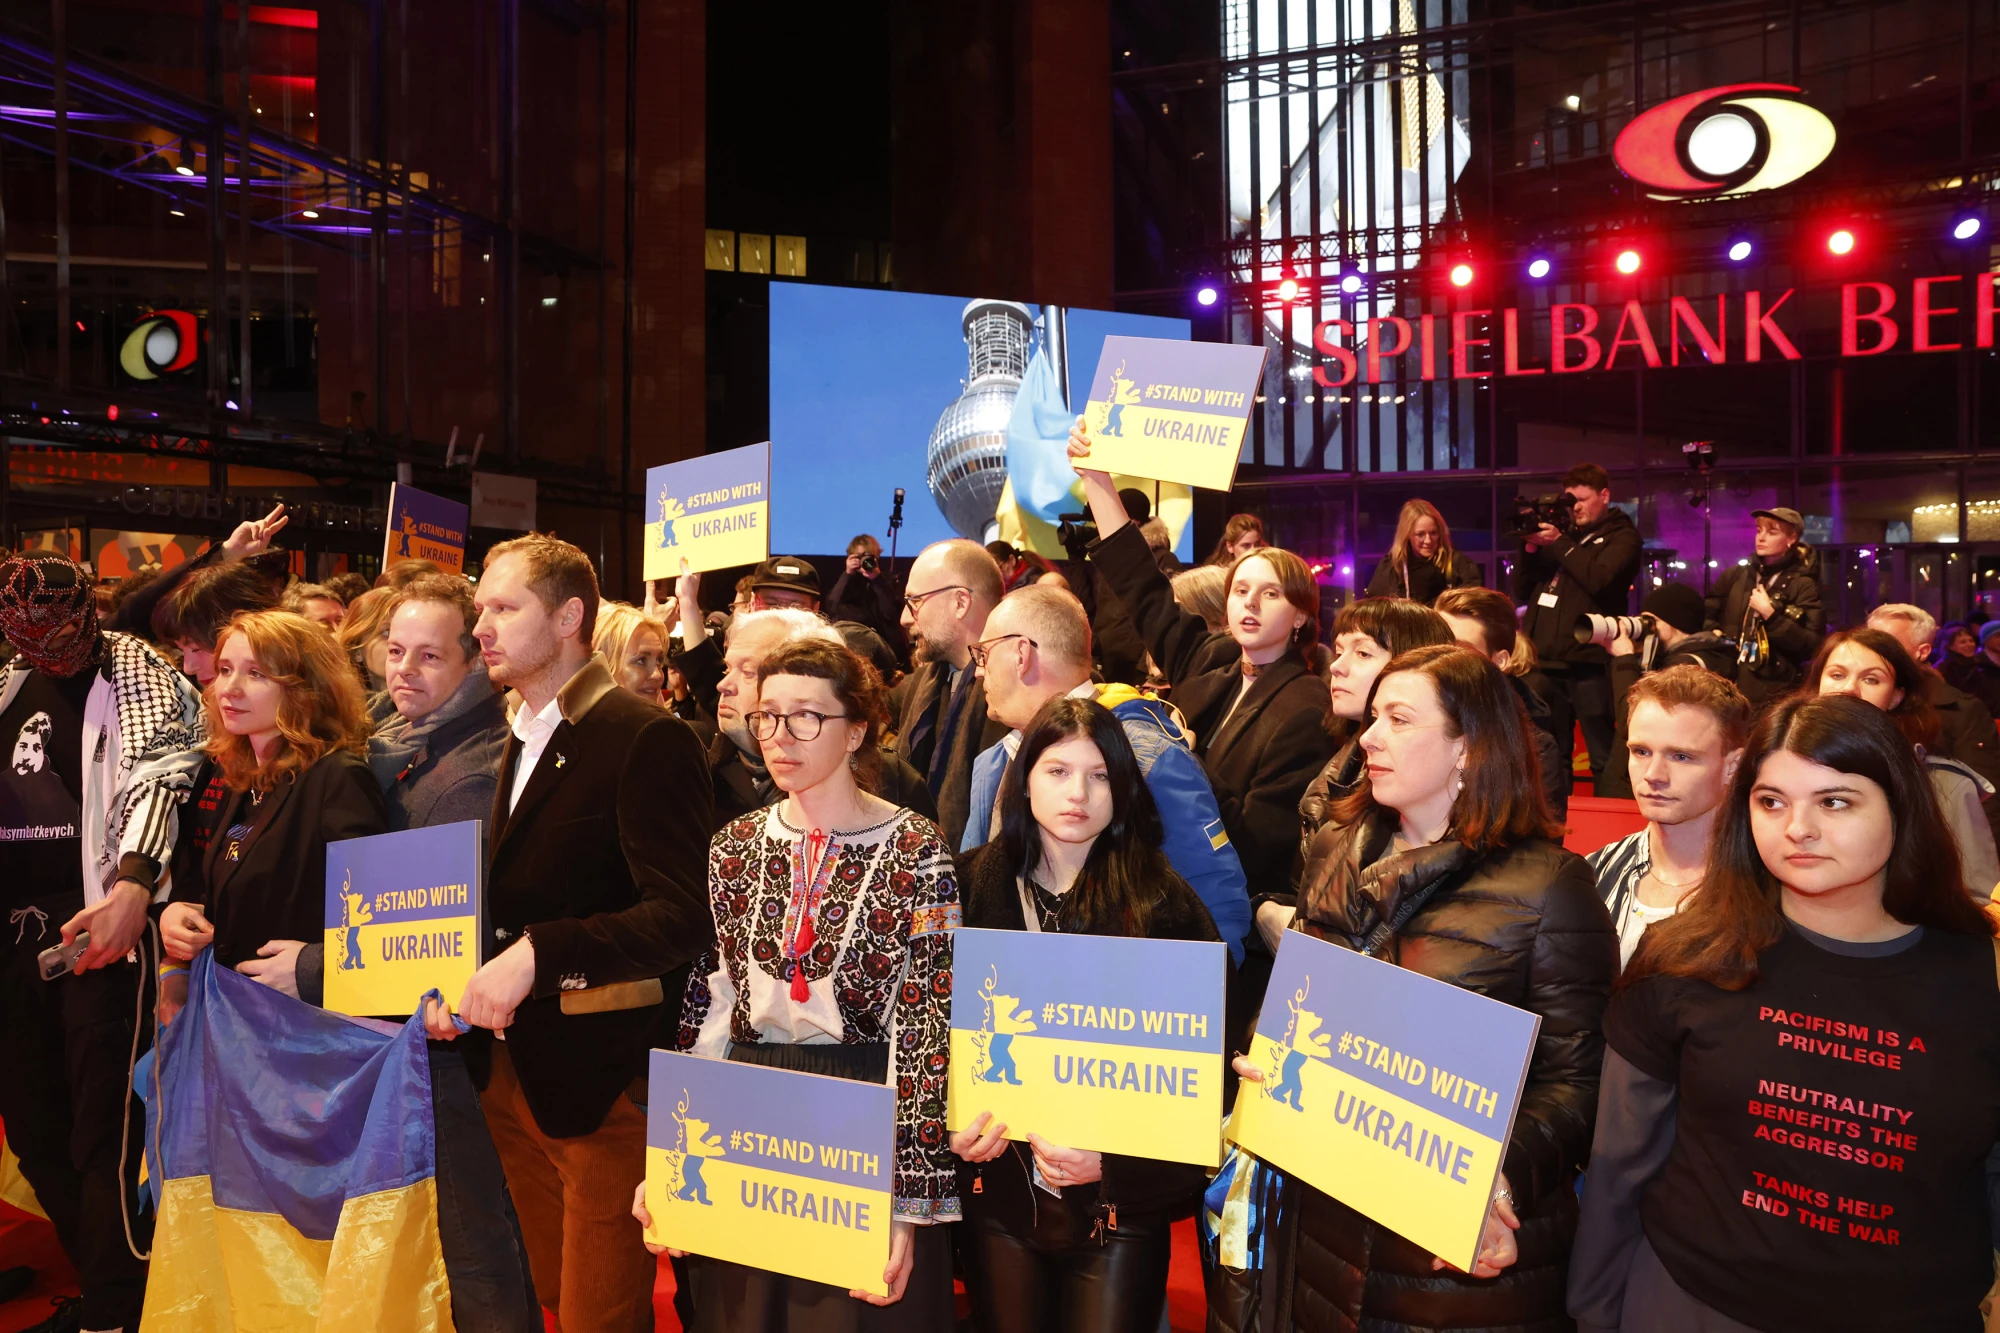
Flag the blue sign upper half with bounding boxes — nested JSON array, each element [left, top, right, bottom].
[[1260, 932, 1540, 1138], [648, 441, 771, 524], [647, 1050, 896, 1192], [1084, 335, 1269, 408], [387, 484, 468, 545], [324, 822, 481, 930], [950, 928, 1226, 1056]]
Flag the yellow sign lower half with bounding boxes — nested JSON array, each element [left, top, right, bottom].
[[946, 1032, 1222, 1167], [1228, 1032, 1504, 1271], [643, 1147, 892, 1296], [321, 918, 477, 1019], [643, 501, 769, 580], [1080, 400, 1248, 491]]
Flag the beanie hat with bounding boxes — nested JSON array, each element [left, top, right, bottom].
[[1641, 582, 1705, 635]]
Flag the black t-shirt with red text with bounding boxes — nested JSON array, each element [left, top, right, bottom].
[[1608, 926, 2000, 1332]]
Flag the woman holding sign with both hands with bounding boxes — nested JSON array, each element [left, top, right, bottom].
[[1220, 644, 1616, 1329], [953, 696, 1222, 1333], [634, 635, 961, 1330]]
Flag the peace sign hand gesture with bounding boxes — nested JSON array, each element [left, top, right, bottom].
[[221, 503, 290, 562]]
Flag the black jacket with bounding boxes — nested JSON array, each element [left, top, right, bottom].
[[1089, 522, 1332, 898], [955, 841, 1218, 1227], [1926, 669, 2000, 842], [173, 749, 389, 971], [465, 659, 714, 1139], [824, 570, 905, 653], [1215, 813, 1615, 1333], [889, 659, 1009, 850], [1702, 545, 1824, 703], [1517, 508, 1643, 668], [1362, 549, 1479, 606]]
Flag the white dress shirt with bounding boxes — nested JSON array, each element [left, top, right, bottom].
[[508, 693, 564, 815]]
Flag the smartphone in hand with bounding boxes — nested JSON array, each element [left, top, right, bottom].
[[38, 932, 90, 982]]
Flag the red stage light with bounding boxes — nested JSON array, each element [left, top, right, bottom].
[[1615, 249, 1642, 274], [1276, 276, 1300, 302], [107, 404, 119, 421], [1827, 228, 1855, 255], [1449, 263, 1474, 287]]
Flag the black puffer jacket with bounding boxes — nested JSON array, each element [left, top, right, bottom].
[[1215, 811, 1616, 1333], [1702, 544, 1824, 703]]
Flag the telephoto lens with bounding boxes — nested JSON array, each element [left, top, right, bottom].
[[1573, 612, 1649, 647]]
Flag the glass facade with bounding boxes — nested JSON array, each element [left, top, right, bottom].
[[1215, 0, 2000, 617]]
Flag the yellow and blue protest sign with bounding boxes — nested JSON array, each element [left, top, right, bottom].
[[1228, 931, 1541, 1272], [322, 822, 483, 1019], [1080, 335, 1268, 491], [643, 441, 771, 580], [946, 928, 1226, 1167], [381, 482, 469, 574], [643, 1049, 896, 1295]]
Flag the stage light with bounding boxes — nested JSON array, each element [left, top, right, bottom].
[[1527, 257, 1551, 279], [1827, 228, 1854, 254], [1276, 271, 1300, 302], [168, 204, 185, 217], [1339, 273, 1362, 294], [1615, 249, 1641, 274], [302, 208, 320, 219], [1449, 263, 1474, 287], [1565, 95, 1581, 111], [225, 399, 239, 411], [176, 137, 196, 176], [1727, 239, 1753, 262], [1953, 216, 1983, 241], [1195, 285, 1218, 306], [107, 404, 118, 421]]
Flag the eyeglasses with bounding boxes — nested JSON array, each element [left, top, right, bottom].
[[968, 633, 1038, 669], [744, 709, 853, 742], [902, 585, 968, 617]]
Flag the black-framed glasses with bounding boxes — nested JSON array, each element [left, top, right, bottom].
[[902, 585, 969, 617], [744, 709, 853, 742], [968, 633, 1038, 669]]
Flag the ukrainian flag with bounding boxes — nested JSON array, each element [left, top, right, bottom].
[[138, 953, 454, 1332]]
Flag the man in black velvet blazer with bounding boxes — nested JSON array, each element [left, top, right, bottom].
[[444, 533, 712, 1333]]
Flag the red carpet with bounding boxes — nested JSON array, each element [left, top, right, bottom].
[[0, 1201, 79, 1333]]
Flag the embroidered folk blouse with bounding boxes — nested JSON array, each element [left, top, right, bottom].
[[679, 803, 962, 1222]]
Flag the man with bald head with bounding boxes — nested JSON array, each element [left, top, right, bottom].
[[893, 538, 1009, 846], [962, 584, 1252, 961]]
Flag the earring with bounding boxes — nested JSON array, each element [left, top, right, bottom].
[[1454, 773, 1464, 798]]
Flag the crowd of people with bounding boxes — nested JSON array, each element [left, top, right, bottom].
[[2, 419, 1998, 1333]]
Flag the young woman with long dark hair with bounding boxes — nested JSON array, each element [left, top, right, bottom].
[[1220, 644, 1617, 1330], [1570, 695, 2000, 1333], [1363, 499, 1479, 605], [953, 697, 1221, 1332], [1066, 420, 1331, 905], [1802, 627, 2000, 902]]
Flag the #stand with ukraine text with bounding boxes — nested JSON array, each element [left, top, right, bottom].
[[382, 481, 470, 575], [644, 1050, 899, 1295], [1078, 335, 1268, 492], [323, 821, 485, 1019], [1229, 933, 1541, 1273], [644, 440, 772, 581], [946, 928, 1228, 1167]]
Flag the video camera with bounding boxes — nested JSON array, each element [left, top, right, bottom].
[[1574, 613, 1653, 649], [1509, 492, 1577, 541], [1056, 512, 1098, 553]]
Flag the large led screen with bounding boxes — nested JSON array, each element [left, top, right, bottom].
[[768, 283, 1191, 559]]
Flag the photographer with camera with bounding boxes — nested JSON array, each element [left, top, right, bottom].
[[826, 533, 905, 653], [1700, 507, 1824, 706], [1588, 583, 1737, 800], [1516, 463, 1643, 787]]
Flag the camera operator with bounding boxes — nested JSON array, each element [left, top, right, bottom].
[[1516, 463, 1643, 786], [824, 533, 904, 653], [1591, 582, 1736, 800], [1701, 506, 1824, 706]]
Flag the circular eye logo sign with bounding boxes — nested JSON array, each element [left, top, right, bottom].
[[1614, 83, 1835, 200], [119, 309, 199, 380]]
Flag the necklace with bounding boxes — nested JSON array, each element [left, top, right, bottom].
[[1644, 866, 1704, 890]]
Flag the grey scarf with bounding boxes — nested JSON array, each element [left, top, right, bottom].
[[367, 666, 500, 788]]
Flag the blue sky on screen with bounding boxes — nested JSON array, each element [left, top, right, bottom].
[[769, 283, 1189, 556]]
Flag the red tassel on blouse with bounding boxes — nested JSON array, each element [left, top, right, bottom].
[[790, 828, 829, 1002]]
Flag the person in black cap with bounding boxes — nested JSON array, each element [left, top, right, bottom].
[[748, 555, 822, 612], [1701, 506, 1824, 706], [1596, 581, 1738, 800], [0, 552, 205, 1333]]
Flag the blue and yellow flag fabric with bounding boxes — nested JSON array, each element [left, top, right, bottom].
[[138, 951, 454, 1333], [997, 344, 1193, 561]]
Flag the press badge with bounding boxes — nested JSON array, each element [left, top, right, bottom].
[[1537, 591, 1560, 607]]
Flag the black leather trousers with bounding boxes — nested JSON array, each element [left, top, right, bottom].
[[963, 1194, 1172, 1333]]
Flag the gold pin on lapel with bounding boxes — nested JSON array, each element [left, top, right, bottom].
[[555, 753, 567, 769]]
